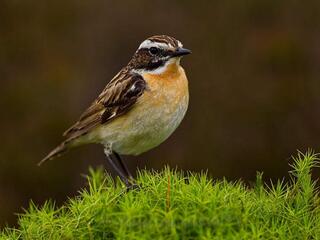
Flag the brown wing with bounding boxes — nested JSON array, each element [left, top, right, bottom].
[[63, 71, 146, 140]]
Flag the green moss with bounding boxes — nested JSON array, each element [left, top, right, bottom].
[[1, 151, 320, 239]]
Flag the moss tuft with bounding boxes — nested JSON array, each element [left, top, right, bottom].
[[1, 151, 320, 239]]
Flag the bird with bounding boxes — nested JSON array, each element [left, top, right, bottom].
[[39, 35, 191, 187]]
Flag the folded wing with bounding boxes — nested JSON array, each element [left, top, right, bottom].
[[63, 71, 146, 140]]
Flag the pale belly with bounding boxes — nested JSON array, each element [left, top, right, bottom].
[[85, 65, 189, 155]]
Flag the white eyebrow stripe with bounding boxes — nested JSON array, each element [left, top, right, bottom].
[[138, 40, 173, 50]]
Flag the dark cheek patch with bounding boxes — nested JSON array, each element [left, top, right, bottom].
[[145, 60, 165, 71], [131, 48, 167, 71]]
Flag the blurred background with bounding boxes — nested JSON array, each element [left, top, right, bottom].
[[1, 0, 320, 227]]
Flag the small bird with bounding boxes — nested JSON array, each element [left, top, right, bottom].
[[40, 35, 191, 187]]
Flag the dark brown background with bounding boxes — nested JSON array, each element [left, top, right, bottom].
[[1, 0, 320, 227]]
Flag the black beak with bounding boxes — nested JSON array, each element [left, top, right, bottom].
[[171, 47, 192, 57]]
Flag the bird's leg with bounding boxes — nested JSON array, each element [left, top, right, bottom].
[[104, 147, 130, 187], [104, 144, 138, 190], [113, 152, 138, 190], [105, 154, 130, 184], [114, 152, 133, 179]]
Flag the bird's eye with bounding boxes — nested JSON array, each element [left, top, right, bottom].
[[149, 47, 159, 55]]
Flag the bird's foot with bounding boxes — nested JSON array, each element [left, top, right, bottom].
[[124, 179, 141, 192]]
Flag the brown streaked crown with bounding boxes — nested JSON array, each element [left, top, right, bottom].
[[147, 35, 181, 48]]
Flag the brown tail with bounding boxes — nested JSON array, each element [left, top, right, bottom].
[[38, 141, 69, 166]]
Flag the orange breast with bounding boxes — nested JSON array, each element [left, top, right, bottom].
[[141, 62, 189, 109]]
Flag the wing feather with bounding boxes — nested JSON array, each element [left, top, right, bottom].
[[63, 71, 146, 140]]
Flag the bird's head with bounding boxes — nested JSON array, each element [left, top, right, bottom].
[[129, 35, 191, 74]]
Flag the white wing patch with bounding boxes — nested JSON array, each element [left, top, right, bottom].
[[130, 84, 136, 91]]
